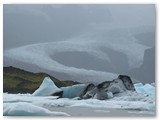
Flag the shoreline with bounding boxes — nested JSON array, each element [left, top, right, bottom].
[[44, 106, 155, 117]]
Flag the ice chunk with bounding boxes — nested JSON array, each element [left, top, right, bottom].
[[106, 91, 113, 99], [3, 93, 58, 103], [143, 84, 155, 95], [151, 83, 155, 87], [134, 83, 155, 96], [134, 83, 144, 93], [107, 84, 124, 94], [61, 84, 86, 98], [134, 83, 143, 87], [3, 102, 70, 116], [3, 93, 155, 113], [32, 77, 62, 96]]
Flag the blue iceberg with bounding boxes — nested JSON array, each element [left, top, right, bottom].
[[134, 83, 155, 96], [32, 77, 62, 96]]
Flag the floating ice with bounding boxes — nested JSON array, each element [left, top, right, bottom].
[[3, 92, 155, 115], [134, 83, 143, 87], [151, 83, 155, 87], [106, 91, 113, 99], [32, 77, 62, 96], [3, 102, 69, 116], [61, 84, 86, 98], [134, 83, 155, 96], [3, 93, 58, 103]]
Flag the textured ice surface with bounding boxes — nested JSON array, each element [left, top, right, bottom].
[[61, 84, 86, 98], [3, 93, 58, 103], [3, 82, 155, 116], [134, 83, 155, 96], [106, 91, 113, 99], [3, 102, 69, 116], [3, 90, 155, 114], [32, 77, 62, 96]]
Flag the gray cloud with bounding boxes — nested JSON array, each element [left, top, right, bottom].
[[4, 4, 155, 50]]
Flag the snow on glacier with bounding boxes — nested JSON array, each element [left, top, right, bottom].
[[32, 77, 62, 96], [3, 27, 149, 83]]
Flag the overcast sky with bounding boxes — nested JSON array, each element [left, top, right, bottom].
[[3, 4, 155, 50]]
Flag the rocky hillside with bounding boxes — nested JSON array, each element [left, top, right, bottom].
[[128, 47, 155, 83], [3, 66, 79, 94]]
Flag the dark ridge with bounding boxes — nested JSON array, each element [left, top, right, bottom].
[[3, 66, 79, 94], [128, 48, 155, 83]]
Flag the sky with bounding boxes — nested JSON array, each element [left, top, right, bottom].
[[3, 4, 155, 50], [3, 4, 156, 83]]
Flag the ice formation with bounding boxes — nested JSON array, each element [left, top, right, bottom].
[[3, 102, 69, 116], [134, 83, 155, 96], [32, 77, 62, 96], [3, 91, 155, 115], [61, 84, 87, 98], [3, 78, 155, 116]]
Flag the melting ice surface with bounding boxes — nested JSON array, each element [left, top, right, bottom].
[[3, 80, 155, 116]]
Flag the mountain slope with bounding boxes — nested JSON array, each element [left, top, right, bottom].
[[3, 66, 79, 93], [128, 48, 155, 83]]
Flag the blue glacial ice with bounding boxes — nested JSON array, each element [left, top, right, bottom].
[[32, 77, 62, 96], [134, 83, 155, 96]]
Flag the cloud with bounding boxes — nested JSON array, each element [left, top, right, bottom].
[[4, 4, 51, 21], [108, 4, 155, 27]]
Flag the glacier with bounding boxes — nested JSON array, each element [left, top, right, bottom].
[[3, 27, 150, 83]]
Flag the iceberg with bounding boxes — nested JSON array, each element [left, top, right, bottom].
[[3, 102, 69, 116], [61, 84, 87, 98], [134, 83, 155, 96], [3, 93, 155, 116], [107, 84, 124, 94], [3, 93, 58, 103], [32, 77, 62, 96], [106, 91, 113, 99], [151, 82, 155, 87]]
